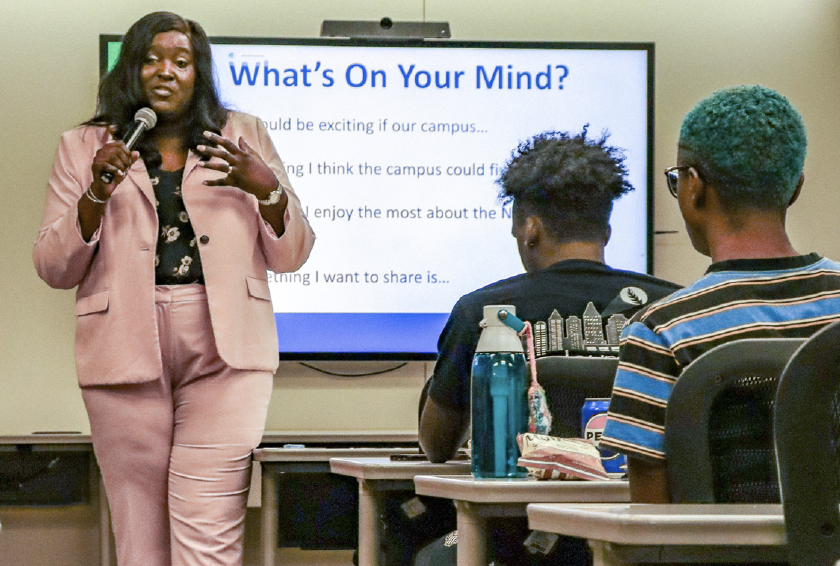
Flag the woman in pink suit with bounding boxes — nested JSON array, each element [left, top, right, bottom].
[[33, 12, 315, 566]]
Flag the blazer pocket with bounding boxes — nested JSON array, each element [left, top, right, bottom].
[[75, 289, 109, 316], [246, 276, 271, 301]]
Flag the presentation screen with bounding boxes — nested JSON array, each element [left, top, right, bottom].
[[101, 37, 654, 360]]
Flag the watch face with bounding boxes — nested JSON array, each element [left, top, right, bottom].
[[262, 189, 281, 205]]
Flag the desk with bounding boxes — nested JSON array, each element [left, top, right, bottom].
[[526, 503, 788, 565], [0, 434, 112, 566], [261, 431, 418, 446], [414, 475, 630, 566], [330, 457, 472, 566], [254, 447, 418, 566]]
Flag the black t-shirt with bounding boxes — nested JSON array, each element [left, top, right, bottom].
[[426, 259, 682, 411]]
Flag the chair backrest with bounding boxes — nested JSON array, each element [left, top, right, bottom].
[[535, 355, 619, 438], [774, 320, 840, 566], [664, 338, 805, 503]]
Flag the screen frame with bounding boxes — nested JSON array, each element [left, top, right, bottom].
[[99, 35, 655, 361]]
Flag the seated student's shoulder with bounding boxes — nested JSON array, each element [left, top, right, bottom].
[[599, 267, 681, 307], [470, 271, 531, 295], [451, 272, 531, 311], [811, 255, 840, 273], [612, 267, 681, 292], [617, 273, 704, 331]]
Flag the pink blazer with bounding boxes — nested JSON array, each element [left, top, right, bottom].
[[34, 112, 315, 386]]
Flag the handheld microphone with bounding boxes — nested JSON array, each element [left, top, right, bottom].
[[100, 107, 157, 184]]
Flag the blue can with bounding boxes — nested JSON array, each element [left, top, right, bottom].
[[581, 398, 627, 478]]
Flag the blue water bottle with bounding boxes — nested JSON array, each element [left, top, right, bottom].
[[470, 305, 529, 479]]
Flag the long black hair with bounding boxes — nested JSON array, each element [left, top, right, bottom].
[[85, 12, 228, 168]]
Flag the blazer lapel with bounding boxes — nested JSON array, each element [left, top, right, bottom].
[[124, 158, 155, 206], [183, 149, 203, 187]]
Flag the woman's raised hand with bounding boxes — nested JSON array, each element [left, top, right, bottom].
[[90, 141, 140, 201], [197, 131, 279, 199]]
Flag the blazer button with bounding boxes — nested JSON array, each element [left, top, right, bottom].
[[199, 235, 210, 244]]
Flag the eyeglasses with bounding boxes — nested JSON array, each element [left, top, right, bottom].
[[663, 166, 692, 198]]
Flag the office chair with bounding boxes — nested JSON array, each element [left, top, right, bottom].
[[535, 355, 619, 437], [775, 320, 840, 566], [663, 338, 805, 503]]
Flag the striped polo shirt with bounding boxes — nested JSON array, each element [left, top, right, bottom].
[[600, 253, 840, 461]]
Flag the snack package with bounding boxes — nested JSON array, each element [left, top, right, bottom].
[[517, 433, 609, 481]]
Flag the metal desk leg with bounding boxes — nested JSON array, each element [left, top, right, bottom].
[[588, 541, 625, 566], [98, 472, 113, 566], [262, 465, 278, 566], [455, 501, 487, 566], [357, 479, 382, 566]]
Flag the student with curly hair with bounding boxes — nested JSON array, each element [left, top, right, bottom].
[[412, 129, 680, 566], [419, 128, 680, 463], [600, 85, 840, 503]]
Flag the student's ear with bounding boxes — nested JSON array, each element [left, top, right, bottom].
[[788, 172, 805, 207], [679, 167, 708, 219], [604, 224, 612, 246], [687, 167, 708, 209], [523, 215, 541, 249]]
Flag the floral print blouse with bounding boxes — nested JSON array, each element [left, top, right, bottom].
[[151, 167, 204, 284]]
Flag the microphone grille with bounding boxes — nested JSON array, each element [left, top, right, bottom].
[[134, 107, 157, 129]]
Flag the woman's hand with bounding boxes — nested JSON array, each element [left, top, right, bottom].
[[89, 141, 140, 201], [197, 130, 288, 236], [77, 140, 138, 241], [197, 131, 280, 200]]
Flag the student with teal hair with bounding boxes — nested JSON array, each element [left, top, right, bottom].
[[678, 85, 807, 208], [600, 84, 840, 503]]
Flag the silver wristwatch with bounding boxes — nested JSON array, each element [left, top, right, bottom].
[[258, 187, 283, 206]]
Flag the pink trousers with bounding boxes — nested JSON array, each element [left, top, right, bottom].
[[81, 285, 273, 566]]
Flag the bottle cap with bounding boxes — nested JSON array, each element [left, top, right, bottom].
[[475, 304, 524, 353]]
